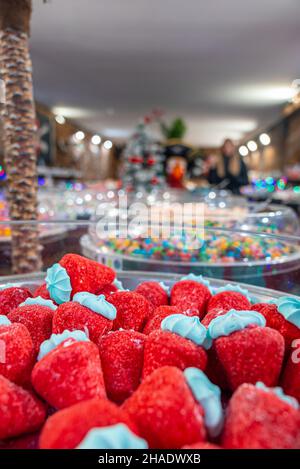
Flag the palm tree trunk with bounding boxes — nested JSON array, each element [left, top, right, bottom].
[[0, 0, 42, 274]]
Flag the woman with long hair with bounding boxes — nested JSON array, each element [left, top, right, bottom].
[[208, 139, 249, 194]]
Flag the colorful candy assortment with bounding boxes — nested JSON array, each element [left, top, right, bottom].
[[0, 254, 299, 449], [0, 199, 11, 238], [93, 230, 297, 264]]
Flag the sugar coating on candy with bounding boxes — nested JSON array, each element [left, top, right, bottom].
[[170, 280, 211, 318], [0, 432, 40, 450], [143, 305, 182, 335], [251, 302, 300, 348], [53, 301, 113, 343], [201, 308, 230, 327], [99, 330, 146, 404], [39, 397, 138, 449], [142, 329, 208, 377], [59, 254, 116, 296], [210, 325, 284, 391], [207, 309, 266, 341], [109, 291, 152, 332], [182, 442, 221, 449], [0, 287, 32, 315], [255, 381, 299, 409], [184, 368, 224, 437], [161, 314, 208, 346], [73, 292, 117, 320], [77, 424, 148, 449], [96, 283, 118, 296], [19, 296, 57, 311], [45, 263, 72, 305], [32, 339, 105, 410], [0, 322, 34, 385], [275, 296, 300, 328], [37, 329, 89, 361], [207, 291, 251, 314], [8, 305, 54, 354], [135, 282, 169, 308], [0, 375, 46, 440], [33, 283, 51, 300], [123, 366, 206, 449], [143, 329, 208, 378], [214, 283, 252, 302], [222, 383, 300, 449]]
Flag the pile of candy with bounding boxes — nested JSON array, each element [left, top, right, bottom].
[[94, 230, 297, 264], [0, 200, 11, 238], [0, 254, 299, 449]]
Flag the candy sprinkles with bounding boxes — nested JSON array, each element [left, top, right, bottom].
[[94, 229, 297, 264]]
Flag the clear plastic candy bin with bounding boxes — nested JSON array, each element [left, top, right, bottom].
[[0, 220, 300, 296], [0, 220, 299, 302], [82, 221, 300, 295]]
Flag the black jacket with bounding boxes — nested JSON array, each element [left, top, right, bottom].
[[208, 155, 249, 194]]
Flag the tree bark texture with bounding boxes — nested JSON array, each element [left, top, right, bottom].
[[0, 1, 42, 274]]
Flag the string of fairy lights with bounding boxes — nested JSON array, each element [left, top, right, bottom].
[[55, 114, 113, 151], [239, 132, 271, 157]]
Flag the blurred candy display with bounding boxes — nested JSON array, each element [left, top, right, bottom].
[[81, 198, 300, 293]]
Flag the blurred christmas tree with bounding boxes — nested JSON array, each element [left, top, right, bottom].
[[121, 112, 165, 192]]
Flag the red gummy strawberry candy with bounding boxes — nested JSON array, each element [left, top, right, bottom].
[[281, 344, 300, 401], [8, 305, 54, 354], [170, 280, 211, 318], [0, 320, 34, 385], [96, 283, 118, 296], [0, 287, 32, 315], [143, 329, 207, 378], [0, 375, 46, 440], [208, 325, 284, 391], [202, 308, 228, 327], [32, 335, 106, 409], [251, 302, 300, 349], [143, 305, 182, 335], [182, 442, 221, 449], [0, 432, 40, 449], [53, 300, 113, 344], [59, 254, 115, 296], [123, 366, 206, 448], [33, 283, 51, 300], [207, 291, 251, 314], [46, 254, 115, 304], [99, 330, 146, 403], [39, 397, 138, 449], [222, 383, 300, 449], [135, 282, 169, 308], [108, 291, 152, 332]]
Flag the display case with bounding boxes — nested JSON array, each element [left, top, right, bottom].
[[0, 221, 88, 276], [1, 219, 300, 293], [80, 198, 300, 293], [1, 219, 300, 299]]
